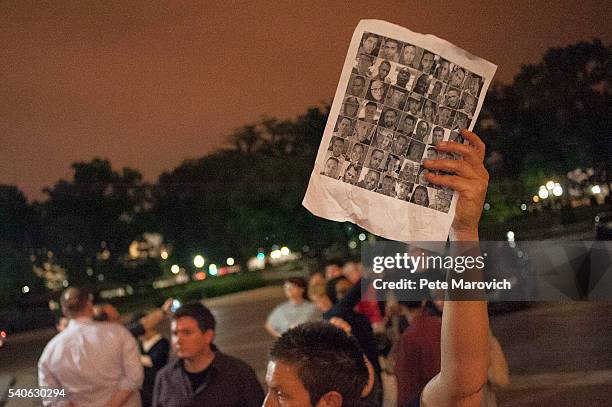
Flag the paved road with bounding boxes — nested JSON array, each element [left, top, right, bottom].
[[2, 287, 612, 406]]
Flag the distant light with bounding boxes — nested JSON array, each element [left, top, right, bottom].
[[484, 203, 491, 210], [592, 185, 601, 194], [546, 181, 555, 190], [22, 285, 30, 294], [209, 264, 218, 275], [86, 267, 94, 276], [171, 264, 180, 274], [348, 241, 358, 249], [270, 250, 282, 259], [62, 280, 69, 287], [280, 247, 290, 256], [193, 255, 205, 268], [256, 252, 265, 261], [271, 244, 279, 251], [552, 185, 563, 197], [358, 233, 366, 241], [506, 231, 515, 242], [194, 271, 206, 281], [98, 274, 104, 281], [226, 257, 235, 266], [520, 204, 527, 211], [538, 189, 549, 199], [532, 195, 540, 203], [0, 331, 6, 338], [160, 250, 169, 260], [302, 245, 310, 253]]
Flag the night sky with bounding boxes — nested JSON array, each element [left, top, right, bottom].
[[2, 0, 610, 201]]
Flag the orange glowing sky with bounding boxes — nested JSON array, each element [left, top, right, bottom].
[[1, 0, 610, 200]]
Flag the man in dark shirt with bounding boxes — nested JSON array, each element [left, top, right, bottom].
[[152, 302, 264, 407]]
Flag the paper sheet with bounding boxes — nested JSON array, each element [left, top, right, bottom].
[[303, 20, 497, 242]]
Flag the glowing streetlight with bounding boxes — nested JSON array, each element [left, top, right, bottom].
[[226, 257, 235, 266], [538, 188, 549, 199], [171, 264, 180, 274], [532, 195, 540, 203], [22, 285, 30, 294], [348, 241, 357, 249], [160, 250, 169, 260], [270, 250, 281, 259], [193, 255, 205, 268], [484, 203, 491, 210], [521, 203, 527, 211], [506, 231, 515, 242], [592, 185, 601, 194], [280, 247, 290, 256], [208, 264, 218, 276], [546, 180, 555, 190], [358, 233, 366, 241], [552, 185, 563, 197]]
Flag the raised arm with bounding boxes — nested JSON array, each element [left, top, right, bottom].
[[420, 129, 490, 407]]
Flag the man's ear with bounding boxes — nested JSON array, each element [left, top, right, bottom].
[[204, 329, 215, 344], [315, 391, 343, 407]]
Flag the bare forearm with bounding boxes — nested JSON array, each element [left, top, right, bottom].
[[440, 233, 488, 399]]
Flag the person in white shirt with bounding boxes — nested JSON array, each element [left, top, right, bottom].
[[38, 287, 144, 407]]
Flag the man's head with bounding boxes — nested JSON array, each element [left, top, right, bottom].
[[401, 44, 417, 65], [437, 59, 450, 80], [432, 126, 445, 144], [350, 76, 366, 96], [323, 157, 339, 178], [445, 88, 460, 108], [172, 302, 216, 360], [438, 107, 452, 126], [336, 117, 351, 137], [356, 54, 374, 75], [342, 97, 359, 117], [393, 134, 409, 155], [416, 121, 430, 138], [265, 322, 369, 407], [360, 33, 378, 54], [420, 52, 434, 72], [450, 67, 466, 88], [331, 138, 345, 157], [395, 67, 411, 87], [350, 143, 365, 161], [382, 109, 398, 128], [363, 102, 377, 121], [380, 39, 399, 59], [60, 287, 93, 319], [343, 163, 361, 184], [387, 88, 406, 108], [369, 149, 384, 169], [381, 175, 395, 192], [376, 60, 391, 80], [363, 170, 380, 190], [408, 97, 421, 113], [401, 114, 416, 134]]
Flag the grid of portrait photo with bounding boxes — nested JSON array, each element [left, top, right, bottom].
[[320, 31, 485, 213]]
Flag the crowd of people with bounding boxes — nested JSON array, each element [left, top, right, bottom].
[[38, 130, 508, 406]]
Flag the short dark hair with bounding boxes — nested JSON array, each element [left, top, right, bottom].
[[60, 287, 92, 318], [269, 322, 369, 405], [174, 302, 216, 333]]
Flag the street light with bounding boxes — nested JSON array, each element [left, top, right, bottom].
[[193, 255, 205, 268], [592, 185, 601, 194], [226, 257, 235, 266], [209, 264, 218, 276], [546, 180, 555, 190], [171, 264, 180, 274], [552, 184, 563, 197], [538, 187, 549, 199], [358, 233, 366, 241]]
